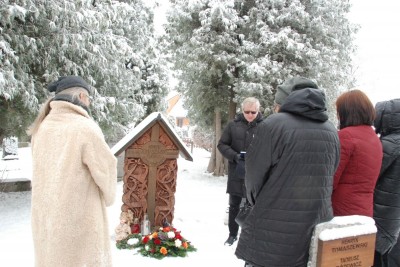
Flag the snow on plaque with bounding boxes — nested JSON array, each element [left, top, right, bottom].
[[307, 215, 376, 267]]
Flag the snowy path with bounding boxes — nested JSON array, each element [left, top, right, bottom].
[[0, 148, 244, 267]]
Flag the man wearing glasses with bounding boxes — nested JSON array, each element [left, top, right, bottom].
[[217, 97, 264, 246]]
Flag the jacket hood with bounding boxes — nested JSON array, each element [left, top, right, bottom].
[[275, 77, 318, 105], [374, 98, 400, 136], [279, 87, 328, 122]]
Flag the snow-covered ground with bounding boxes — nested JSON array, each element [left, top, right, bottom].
[[0, 147, 244, 266]]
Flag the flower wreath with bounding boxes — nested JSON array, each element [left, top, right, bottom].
[[116, 226, 196, 259]]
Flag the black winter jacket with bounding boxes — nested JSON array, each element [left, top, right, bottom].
[[218, 113, 263, 197], [235, 88, 340, 267], [373, 99, 400, 264]]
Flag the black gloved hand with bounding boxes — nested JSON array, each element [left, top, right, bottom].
[[248, 193, 256, 207], [235, 154, 243, 162]]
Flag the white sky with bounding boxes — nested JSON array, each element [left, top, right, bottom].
[[349, 0, 400, 104], [153, 0, 168, 35]]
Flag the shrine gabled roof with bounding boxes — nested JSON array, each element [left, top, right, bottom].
[[111, 112, 193, 161]]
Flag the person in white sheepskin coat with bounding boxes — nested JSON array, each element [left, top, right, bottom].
[[28, 76, 117, 267]]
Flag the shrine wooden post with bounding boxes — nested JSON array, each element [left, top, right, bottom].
[[111, 112, 193, 229]]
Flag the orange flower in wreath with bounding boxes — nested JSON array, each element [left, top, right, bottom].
[[182, 242, 188, 249], [160, 247, 168, 255]]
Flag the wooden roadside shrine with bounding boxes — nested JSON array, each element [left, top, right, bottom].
[[111, 112, 193, 229]]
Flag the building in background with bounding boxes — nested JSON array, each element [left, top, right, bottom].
[[165, 92, 191, 141], [166, 92, 189, 127]]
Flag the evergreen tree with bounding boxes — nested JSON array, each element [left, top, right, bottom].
[[165, 0, 357, 175], [248, 0, 358, 117], [137, 45, 170, 118], [0, 0, 168, 142], [165, 0, 244, 175]]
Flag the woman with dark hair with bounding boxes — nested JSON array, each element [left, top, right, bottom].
[[332, 89, 383, 216]]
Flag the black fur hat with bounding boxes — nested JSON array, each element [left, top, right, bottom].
[[48, 76, 91, 94]]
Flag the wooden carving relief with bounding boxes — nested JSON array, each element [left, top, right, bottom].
[[159, 127, 178, 150], [132, 128, 152, 148], [121, 122, 180, 227], [121, 157, 149, 220], [154, 159, 178, 226]]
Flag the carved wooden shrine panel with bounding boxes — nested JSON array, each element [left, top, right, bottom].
[[121, 122, 179, 228]]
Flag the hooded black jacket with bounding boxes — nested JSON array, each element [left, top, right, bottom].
[[218, 112, 264, 197], [373, 99, 400, 265], [235, 87, 340, 267]]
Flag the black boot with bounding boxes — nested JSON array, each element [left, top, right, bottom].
[[224, 235, 237, 246]]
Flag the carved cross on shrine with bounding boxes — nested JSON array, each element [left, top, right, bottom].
[[125, 123, 179, 226]]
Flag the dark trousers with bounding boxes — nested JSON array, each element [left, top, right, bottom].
[[388, 238, 400, 267], [374, 250, 388, 267], [228, 194, 243, 237]]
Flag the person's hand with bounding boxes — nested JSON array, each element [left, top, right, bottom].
[[248, 194, 256, 206], [235, 154, 242, 162]]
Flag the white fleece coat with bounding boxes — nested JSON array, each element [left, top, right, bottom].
[[31, 101, 117, 267]]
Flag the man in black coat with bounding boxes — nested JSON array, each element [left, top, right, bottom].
[[235, 77, 340, 267], [373, 99, 400, 267], [218, 97, 264, 246]]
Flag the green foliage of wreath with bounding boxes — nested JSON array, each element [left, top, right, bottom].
[[116, 227, 196, 259]]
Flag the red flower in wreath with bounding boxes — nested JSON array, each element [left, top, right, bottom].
[[174, 232, 182, 240], [116, 226, 196, 259], [142, 236, 150, 244]]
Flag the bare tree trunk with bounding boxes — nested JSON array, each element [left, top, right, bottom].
[[207, 137, 216, 173], [222, 87, 237, 175], [208, 88, 236, 176], [229, 86, 237, 120], [207, 114, 216, 173], [214, 107, 225, 176]]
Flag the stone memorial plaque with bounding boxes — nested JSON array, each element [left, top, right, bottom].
[[317, 233, 375, 267]]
